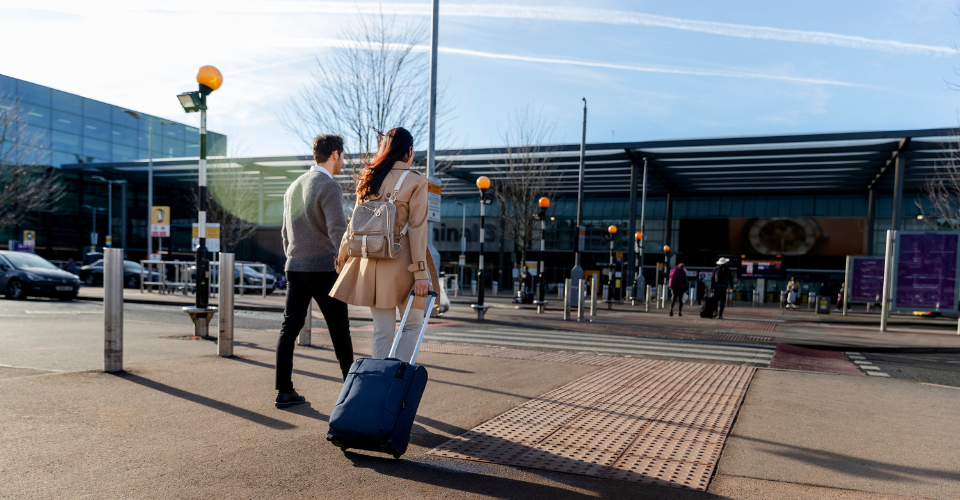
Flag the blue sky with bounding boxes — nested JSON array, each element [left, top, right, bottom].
[[2, 0, 959, 155]]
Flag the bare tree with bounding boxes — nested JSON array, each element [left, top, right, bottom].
[[492, 106, 560, 266], [923, 133, 960, 229], [280, 9, 431, 195], [0, 93, 65, 228], [192, 139, 259, 253]]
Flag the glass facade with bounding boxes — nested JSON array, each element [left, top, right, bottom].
[[0, 73, 226, 167]]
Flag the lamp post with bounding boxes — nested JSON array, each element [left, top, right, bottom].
[[92, 176, 126, 248], [662, 244, 671, 308], [605, 225, 617, 308], [634, 231, 642, 303], [123, 111, 176, 259], [456, 201, 466, 296], [533, 197, 550, 313], [471, 176, 491, 320], [82, 204, 105, 248], [178, 65, 222, 338]]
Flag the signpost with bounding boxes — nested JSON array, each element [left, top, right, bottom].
[[848, 256, 885, 303], [151, 206, 171, 237], [427, 177, 442, 223], [879, 231, 960, 333], [192, 223, 221, 253], [22, 231, 35, 249]]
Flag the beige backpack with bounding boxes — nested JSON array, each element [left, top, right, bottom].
[[346, 170, 411, 259]]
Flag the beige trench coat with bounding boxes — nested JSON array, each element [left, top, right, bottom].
[[331, 162, 433, 310]]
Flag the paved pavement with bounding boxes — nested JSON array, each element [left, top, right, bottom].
[[3, 296, 960, 498]]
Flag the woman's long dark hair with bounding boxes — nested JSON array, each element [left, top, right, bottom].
[[355, 127, 414, 201]]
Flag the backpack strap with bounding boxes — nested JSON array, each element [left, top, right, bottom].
[[387, 170, 412, 204]]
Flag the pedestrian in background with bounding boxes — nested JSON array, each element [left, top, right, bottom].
[[331, 127, 433, 363], [785, 277, 800, 310], [712, 258, 732, 319], [668, 263, 688, 317], [275, 134, 353, 409]]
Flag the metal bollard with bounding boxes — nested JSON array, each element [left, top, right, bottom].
[[218, 253, 235, 357], [104, 248, 124, 373], [808, 293, 816, 311], [577, 278, 585, 321], [298, 301, 312, 346], [563, 278, 571, 321], [492, 281, 498, 297], [603, 284, 611, 310], [261, 265, 267, 298], [780, 290, 786, 309], [590, 279, 598, 317], [645, 285, 651, 312], [559, 283, 565, 301], [626, 285, 633, 306]]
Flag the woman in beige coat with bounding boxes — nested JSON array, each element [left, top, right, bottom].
[[331, 127, 431, 361]]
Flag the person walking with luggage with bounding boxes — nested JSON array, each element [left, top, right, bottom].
[[668, 263, 689, 316], [712, 257, 733, 319], [785, 277, 800, 310], [275, 134, 353, 409], [331, 127, 432, 363]]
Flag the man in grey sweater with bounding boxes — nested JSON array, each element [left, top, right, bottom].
[[275, 134, 352, 408]]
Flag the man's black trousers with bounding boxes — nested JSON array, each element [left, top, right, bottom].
[[277, 271, 352, 393]]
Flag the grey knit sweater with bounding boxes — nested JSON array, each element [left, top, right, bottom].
[[282, 170, 347, 272]]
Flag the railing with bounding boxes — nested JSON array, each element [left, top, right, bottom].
[[139, 261, 269, 298]]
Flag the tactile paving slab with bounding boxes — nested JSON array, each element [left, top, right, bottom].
[[427, 360, 755, 491]]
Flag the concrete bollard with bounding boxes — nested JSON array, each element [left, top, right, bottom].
[[104, 248, 124, 373], [218, 253, 235, 357], [590, 279, 598, 317], [563, 278, 571, 321], [298, 301, 312, 346], [577, 278, 585, 321]]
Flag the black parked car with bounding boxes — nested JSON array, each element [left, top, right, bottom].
[[79, 259, 159, 288], [0, 251, 81, 300]]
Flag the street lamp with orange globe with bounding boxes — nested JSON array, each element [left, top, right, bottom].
[[605, 225, 618, 308], [471, 176, 491, 320], [178, 65, 222, 331], [533, 197, 550, 312]]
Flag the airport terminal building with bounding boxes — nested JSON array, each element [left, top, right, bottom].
[[1, 75, 954, 301]]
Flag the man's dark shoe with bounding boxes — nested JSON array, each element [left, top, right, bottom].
[[669, 310, 673, 317], [276, 390, 306, 409]]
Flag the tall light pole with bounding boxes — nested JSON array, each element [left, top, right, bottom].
[[634, 231, 642, 302], [82, 204, 105, 248], [456, 201, 466, 295], [425, 0, 441, 272], [123, 111, 176, 259], [638, 157, 648, 293], [92, 176, 126, 248], [177, 65, 222, 311], [472, 176, 491, 320], [534, 197, 550, 313], [570, 98, 587, 294]]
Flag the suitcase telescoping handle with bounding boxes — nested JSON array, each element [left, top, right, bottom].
[[388, 290, 439, 365]]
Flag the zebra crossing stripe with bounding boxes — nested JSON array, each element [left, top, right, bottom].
[[460, 328, 774, 354], [425, 330, 774, 365]]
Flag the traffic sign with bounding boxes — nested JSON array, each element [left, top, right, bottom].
[[151, 206, 171, 237], [458, 255, 465, 266], [427, 177, 441, 222], [615, 252, 623, 260], [22, 230, 35, 248], [192, 223, 221, 252]]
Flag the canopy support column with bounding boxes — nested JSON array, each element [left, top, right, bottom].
[[865, 188, 875, 254]]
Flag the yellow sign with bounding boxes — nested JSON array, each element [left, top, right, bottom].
[[191, 225, 221, 239], [22, 230, 35, 248], [151, 206, 171, 237], [616, 252, 624, 259]]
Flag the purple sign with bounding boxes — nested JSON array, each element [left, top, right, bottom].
[[894, 233, 960, 311], [850, 257, 884, 303]]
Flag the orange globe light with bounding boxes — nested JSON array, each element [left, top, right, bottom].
[[608, 225, 617, 234], [635, 232, 642, 240], [538, 197, 550, 208], [663, 245, 671, 252], [476, 176, 491, 190], [196, 65, 223, 91]]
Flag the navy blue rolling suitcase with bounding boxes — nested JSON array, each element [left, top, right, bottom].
[[326, 290, 438, 459]]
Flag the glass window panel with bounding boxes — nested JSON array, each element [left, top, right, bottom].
[[25, 125, 51, 149], [766, 198, 778, 216], [161, 137, 185, 157], [52, 151, 78, 168], [16, 80, 51, 107], [24, 146, 52, 166], [840, 198, 853, 216], [52, 89, 82, 114], [0, 74, 15, 96], [112, 144, 138, 162], [708, 199, 720, 215], [185, 125, 198, 137], [208, 133, 227, 156], [22, 104, 51, 128], [163, 122, 186, 140], [52, 110, 82, 134], [877, 197, 892, 217], [814, 197, 827, 216], [803, 197, 815, 215], [111, 107, 139, 129], [730, 198, 743, 217], [138, 148, 149, 159], [790, 198, 802, 216], [82, 98, 111, 121], [828, 197, 840, 216], [743, 198, 755, 216], [719, 199, 731, 216], [83, 118, 111, 141], [697, 199, 709, 217], [52, 131, 82, 155], [111, 125, 138, 148], [185, 141, 199, 155], [83, 137, 111, 159], [854, 197, 867, 216]]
